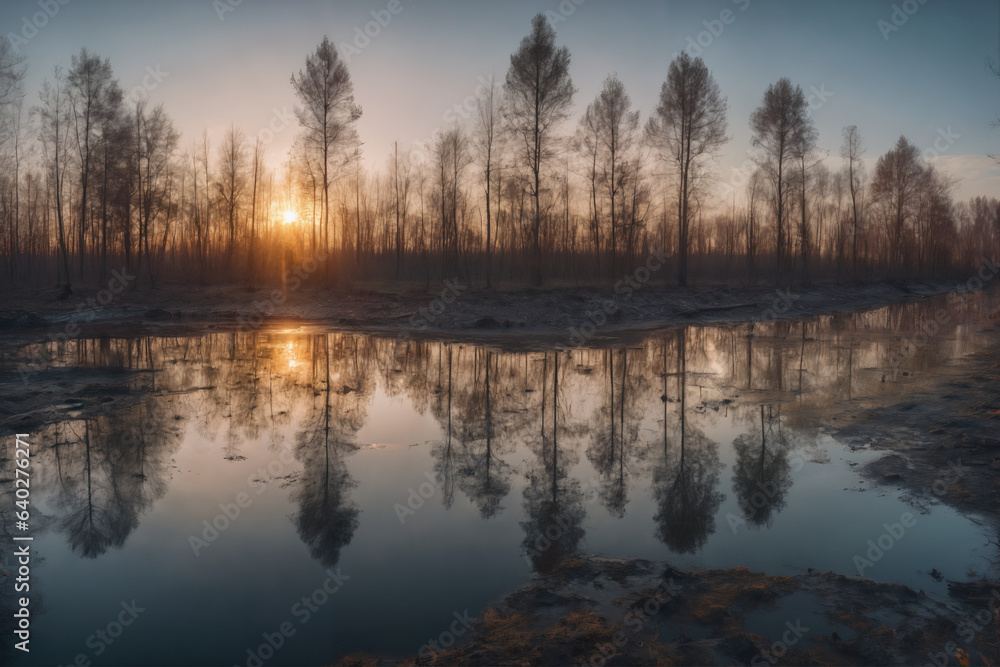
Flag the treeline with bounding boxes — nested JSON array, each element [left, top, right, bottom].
[[0, 13, 997, 293]]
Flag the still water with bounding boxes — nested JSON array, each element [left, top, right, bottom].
[[3, 291, 999, 665]]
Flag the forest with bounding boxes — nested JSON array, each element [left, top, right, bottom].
[[0, 13, 997, 294]]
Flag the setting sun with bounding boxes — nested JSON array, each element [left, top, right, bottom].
[[6, 3, 1000, 666]]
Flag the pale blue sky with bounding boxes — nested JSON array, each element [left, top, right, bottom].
[[2, 0, 998, 204]]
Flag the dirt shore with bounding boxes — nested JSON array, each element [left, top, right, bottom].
[[0, 280, 962, 348], [826, 317, 1000, 544], [338, 555, 999, 666]]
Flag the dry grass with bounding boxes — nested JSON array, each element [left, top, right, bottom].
[[427, 609, 539, 665], [682, 568, 796, 632], [544, 608, 617, 644]]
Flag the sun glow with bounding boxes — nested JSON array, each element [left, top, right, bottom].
[[282, 209, 298, 225], [283, 342, 301, 369]]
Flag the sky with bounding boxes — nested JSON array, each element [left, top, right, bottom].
[[2, 0, 999, 206]]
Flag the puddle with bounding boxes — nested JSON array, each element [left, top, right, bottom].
[[2, 291, 998, 665]]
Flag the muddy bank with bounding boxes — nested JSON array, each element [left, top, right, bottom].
[[0, 281, 959, 346], [827, 316, 1000, 523], [0, 364, 161, 433], [0, 280, 962, 432], [338, 554, 996, 666]]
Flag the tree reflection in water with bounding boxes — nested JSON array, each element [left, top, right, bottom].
[[20, 296, 989, 571]]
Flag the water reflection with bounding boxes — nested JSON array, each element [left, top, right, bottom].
[[46, 397, 182, 558], [453, 350, 514, 519], [652, 329, 725, 554], [521, 351, 587, 574], [293, 335, 363, 568], [732, 405, 792, 529], [586, 348, 648, 518], [4, 292, 998, 663], [12, 294, 994, 568]]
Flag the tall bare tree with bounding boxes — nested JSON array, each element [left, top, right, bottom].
[[588, 74, 640, 283], [0, 36, 25, 112], [215, 124, 247, 270], [504, 13, 575, 285], [389, 142, 412, 278], [474, 75, 502, 288], [750, 78, 811, 282], [647, 53, 728, 286], [744, 169, 764, 282], [35, 69, 73, 295], [68, 49, 122, 281], [0, 38, 27, 277], [248, 137, 264, 286], [433, 126, 470, 276], [574, 102, 602, 276], [133, 101, 178, 286], [841, 125, 865, 281], [792, 114, 818, 285], [291, 36, 362, 277], [871, 135, 925, 275]]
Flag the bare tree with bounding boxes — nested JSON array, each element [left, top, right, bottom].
[[389, 142, 412, 278], [133, 101, 178, 286], [199, 130, 211, 269], [291, 36, 362, 278], [574, 102, 602, 276], [792, 115, 818, 285], [433, 126, 470, 276], [841, 125, 865, 281], [248, 137, 264, 286], [0, 36, 26, 276], [35, 68, 73, 295], [744, 169, 763, 282], [750, 78, 811, 282], [215, 124, 248, 270], [474, 75, 502, 288], [589, 74, 640, 283], [647, 53, 728, 286], [871, 136, 925, 275], [504, 13, 575, 285], [392, 141, 401, 276], [68, 49, 122, 281], [0, 36, 25, 112]]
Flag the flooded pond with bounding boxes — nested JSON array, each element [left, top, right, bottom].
[[3, 291, 999, 666]]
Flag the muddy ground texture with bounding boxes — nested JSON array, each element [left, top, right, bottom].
[[0, 280, 955, 346], [828, 318, 1000, 523], [338, 555, 1000, 666], [0, 279, 959, 444], [0, 280, 952, 434]]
